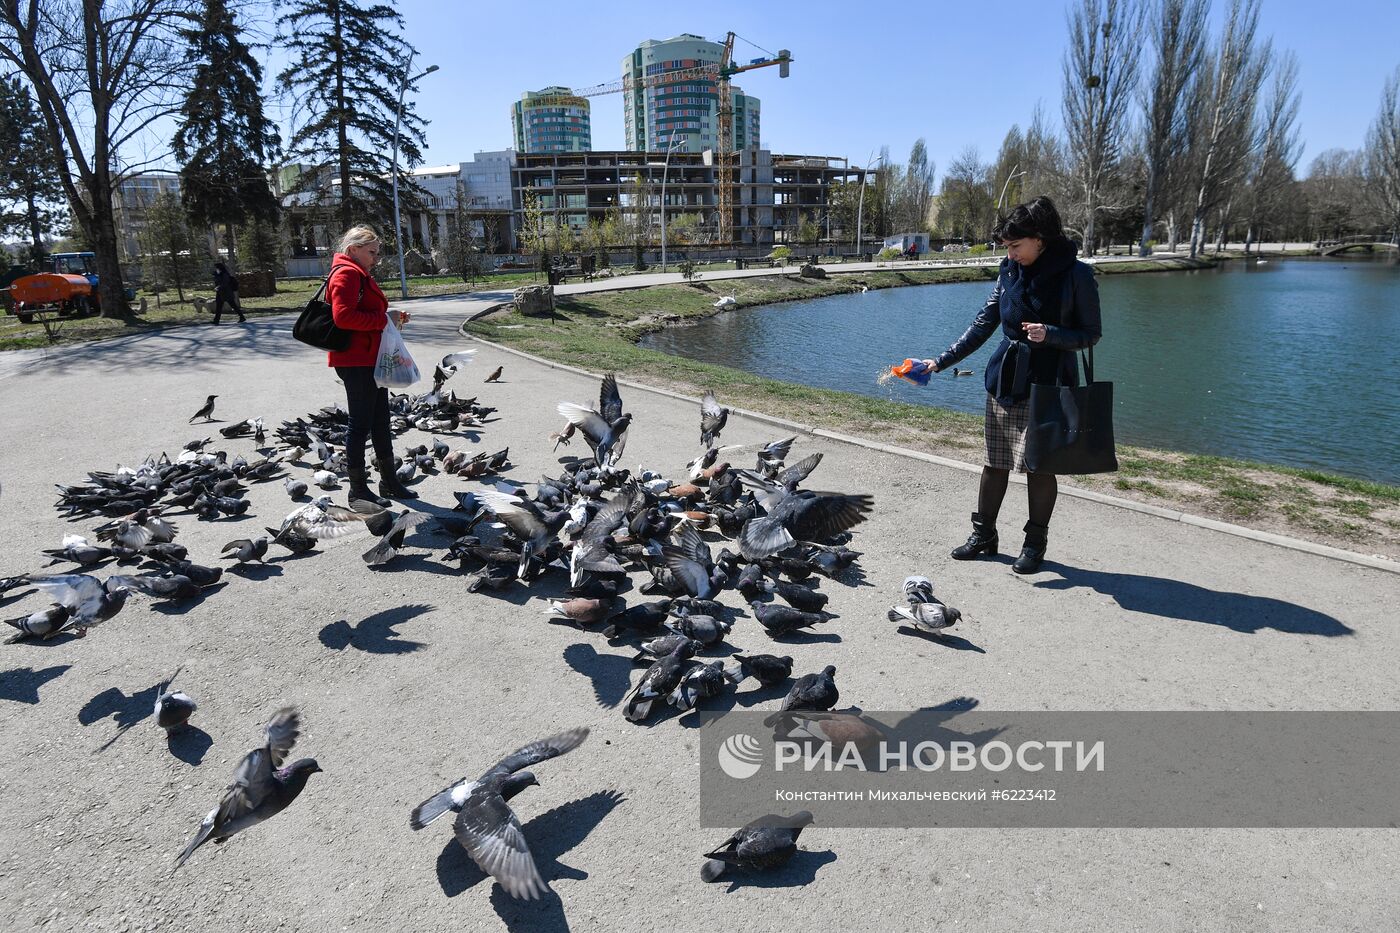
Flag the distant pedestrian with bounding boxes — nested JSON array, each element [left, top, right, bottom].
[[906, 241, 918, 261], [923, 196, 1102, 574], [211, 262, 244, 324], [326, 225, 418, 506]]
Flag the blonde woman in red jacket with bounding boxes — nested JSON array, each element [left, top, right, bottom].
[[327, 225, 417, 506]]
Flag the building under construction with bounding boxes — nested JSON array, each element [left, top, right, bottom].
[[512, 148, 862, 251]]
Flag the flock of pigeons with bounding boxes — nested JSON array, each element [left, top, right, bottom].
[[2, 346, 968, 902]]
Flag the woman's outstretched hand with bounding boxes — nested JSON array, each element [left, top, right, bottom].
[[921, 359, 940, 373], [1021, 322, 1047, 343]]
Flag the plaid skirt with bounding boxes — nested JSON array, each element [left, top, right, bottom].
[[984, 393, 1029, 472]]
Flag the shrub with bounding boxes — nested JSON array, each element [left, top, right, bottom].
[[968, 244, 988, 256], [876, 247, 902, 261], [769, 245, 793, 265]]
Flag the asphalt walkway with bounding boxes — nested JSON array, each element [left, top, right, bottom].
[[0, 301, 1396, 932]]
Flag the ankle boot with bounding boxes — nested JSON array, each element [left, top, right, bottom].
[[1012, 521, 1049, 574], [348, 468, 390, 508], [374, 457, 419, 500], [951, 512, 998, 560]]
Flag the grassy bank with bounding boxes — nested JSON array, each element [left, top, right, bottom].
[[466, 262, 1400, 560], [0, 272, 543, 352]]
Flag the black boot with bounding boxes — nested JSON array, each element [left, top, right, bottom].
[[375, 458, 419, 500], [950, 512, 998, 560], [348, 468, 390, 508], [1012, 522, 1049, 574]]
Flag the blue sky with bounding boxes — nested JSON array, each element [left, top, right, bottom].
[[280, 0, 1396, 182]]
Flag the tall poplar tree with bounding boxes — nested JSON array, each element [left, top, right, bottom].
[[276, 0, 427, 232], [173, 0, 280, 259], [0, 74, 65, 262]]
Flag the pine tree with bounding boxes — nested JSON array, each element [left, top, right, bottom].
[[276, 0, 427, 232], [173, 0, 280, 260], [0, 74, 65, 263]]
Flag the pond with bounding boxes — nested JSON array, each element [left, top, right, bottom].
[[640, 257, 1400, 484]]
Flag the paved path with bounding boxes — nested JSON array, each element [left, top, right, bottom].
[[0, 303, 1397, 932]]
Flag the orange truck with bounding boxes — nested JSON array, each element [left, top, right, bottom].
[[2, 252, 132, 323]]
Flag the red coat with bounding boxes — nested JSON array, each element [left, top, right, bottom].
[[326, 253, 389, 368]]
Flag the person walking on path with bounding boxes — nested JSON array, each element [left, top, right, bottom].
[[326, 225, 419, 507], [211, 261, 245, 324], [923, 196, 1102, 573]]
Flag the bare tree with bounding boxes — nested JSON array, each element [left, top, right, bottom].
[[1061, 0, 1143, 255], [1185, 0, 1271, 257], [1364, 65, 1400, 244], [935, 146, 995, 242], [895, 138, 935, 232], [1, 0, 195, 316], [1303, 149, 1367, 242], [1137, 0, 1208, 255], [1240, 50, 1301, 251]]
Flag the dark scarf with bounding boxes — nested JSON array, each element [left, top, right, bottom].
[[994, 236, 1078, 402]]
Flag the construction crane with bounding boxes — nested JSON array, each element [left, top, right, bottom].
[[532, 33, 792, 245]]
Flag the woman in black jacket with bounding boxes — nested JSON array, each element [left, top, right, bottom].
[[923, 197, 1101, 573]]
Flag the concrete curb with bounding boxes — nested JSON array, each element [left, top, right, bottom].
[[460, 325, 1399, 576]]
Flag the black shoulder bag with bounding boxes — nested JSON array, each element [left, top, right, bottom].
[[292, 273, 353, 352], [1023, 268, 1119, 475]]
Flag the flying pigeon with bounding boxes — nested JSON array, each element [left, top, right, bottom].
[[362, 511, 431, 566], [408, 727, 590, 900], [220, 537, 268, 565], [174, 708, 319, 868], [699, 391, 729, 448]]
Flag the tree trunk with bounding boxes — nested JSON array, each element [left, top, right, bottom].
[[332, 2, 351, 232], [24, 184, 45, 262], [86, 169, 129, 319], [1139, 178, 1157, 256], [1244, 224, 1254, 255], [1166, 209, 1180, 253]]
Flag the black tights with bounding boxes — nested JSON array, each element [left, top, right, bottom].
[[977, 466, 1058, 528], [336, 365, 393, 474]]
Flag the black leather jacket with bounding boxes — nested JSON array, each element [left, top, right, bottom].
[[934, 256, 1102, 403]]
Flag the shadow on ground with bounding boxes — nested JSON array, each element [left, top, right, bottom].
[[1035, 565, 1354, 636]]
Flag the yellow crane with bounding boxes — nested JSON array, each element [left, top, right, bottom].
[[532, 33, 792, 245]]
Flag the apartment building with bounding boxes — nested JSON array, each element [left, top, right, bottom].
[[512, 87, 592, 153], [621, 34, 760, 153]]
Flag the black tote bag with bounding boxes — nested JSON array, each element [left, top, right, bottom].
[[292, 276, 351, 352], [1024, 346, 1119, 474], [1023, 270, 1118, 475]]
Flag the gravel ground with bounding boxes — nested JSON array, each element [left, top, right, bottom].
[[1, 307, 1397, 933]]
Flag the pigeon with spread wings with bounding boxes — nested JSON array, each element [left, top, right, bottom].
[[556, 374, 631, 468], [409, 727, 590, 900]]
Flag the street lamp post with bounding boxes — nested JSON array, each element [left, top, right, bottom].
[[391, 57, 439, 299], [854, 148, 878, 261], [658, 132, 684, 273]]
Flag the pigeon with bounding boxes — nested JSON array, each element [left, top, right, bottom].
[[219, 420, 252, 438], [155, 689, 197, 733], [739, 491, 873, 561], [4, 604, 75, 642], [756, 436, 797, 473], [732, 653, 794, 687], [549, 422, 576, 450], [221, 537, 268, 565], [409, 727, 590, 901], [662, 526, 726, 600], [544, 597, 615, 626], [147, 559, 223, 587], [440, 350, 477, 375], [736, 563, 767, 598], [669, 659, 741, 713], [624, 639, 696, 722], [776, 665, 838, 714], [761, 579, 828, 613], [484, 366, 503, 383], [174, 708, 320, 868], [602, 598, 673, 639], [472, 487, 565, 579], [284, 477, 308, 499], [108, 572, 202, 601], [312, 470, 340, 489], [556, 374, 631, 467], [699, 391, 729, 448], [701, 811, 814, 882], [42, 534, 115, 568], [889, 574, 961, 633], [27, 574, 130, 633], [634, 633, 702, 663], [362, 511, 431, 566], [750, 600, 835, 637], [266, 523, 317, 554], [666, 614, 731, 646], [189, 395, 217, 423]]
